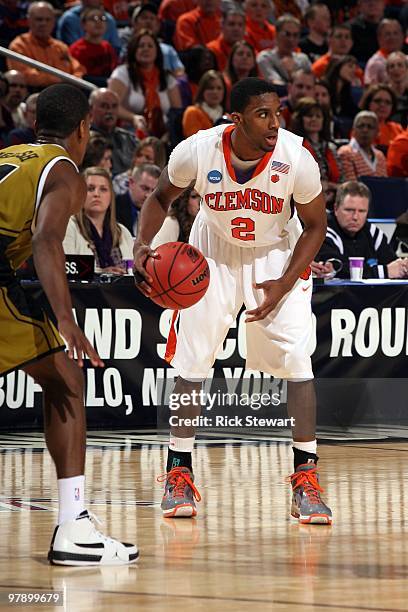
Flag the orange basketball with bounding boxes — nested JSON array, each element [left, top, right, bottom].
[[145, 242, 210, 309]]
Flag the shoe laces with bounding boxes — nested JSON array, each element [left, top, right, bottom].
[[288, 467, 324, 504], [86, 511, 118, 545], [157, 468, 202, 502]]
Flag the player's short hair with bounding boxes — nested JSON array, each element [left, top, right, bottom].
[[230, 77, 278, 113], [335, 181, 371, 209], [36, 84, 89, 138]]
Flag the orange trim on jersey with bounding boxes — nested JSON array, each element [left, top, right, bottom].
[[165, 310, 179, 363], [221, 125, 274, 183]]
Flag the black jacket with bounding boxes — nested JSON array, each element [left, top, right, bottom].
[[116, 192, 138, 237], [317, 213, 396, 278]]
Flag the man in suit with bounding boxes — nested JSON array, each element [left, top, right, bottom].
[[116, 164, 161, 236]]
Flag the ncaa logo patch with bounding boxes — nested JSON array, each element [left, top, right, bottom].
[[207, 169, 222, 183]]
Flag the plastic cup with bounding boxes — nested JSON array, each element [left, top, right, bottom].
[[123, 259, 134, 275], [349, 257, 364, 280]]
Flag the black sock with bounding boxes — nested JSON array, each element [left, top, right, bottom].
[[293, 447, 318, 470], [167, 448, 192, 472]]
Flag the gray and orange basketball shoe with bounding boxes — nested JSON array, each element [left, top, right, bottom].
[[289, 463, 332, 525], [158, 467, 201, 518]]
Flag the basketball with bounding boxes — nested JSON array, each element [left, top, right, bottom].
[[145, 242, 210, 309]]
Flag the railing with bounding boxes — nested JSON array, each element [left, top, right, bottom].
[[0, 44, 97, 91]]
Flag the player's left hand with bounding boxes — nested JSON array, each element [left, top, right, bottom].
[[245, 279, 292, 322]]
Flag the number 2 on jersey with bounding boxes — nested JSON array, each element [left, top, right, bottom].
[[231, 217, 255, 241]]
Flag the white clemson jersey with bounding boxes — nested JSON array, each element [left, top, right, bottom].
[[167, 124, 322, 248]]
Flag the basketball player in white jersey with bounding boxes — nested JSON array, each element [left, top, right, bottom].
[[134, 78, 332, 524]]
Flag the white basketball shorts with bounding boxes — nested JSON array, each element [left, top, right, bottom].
[[167, 214, 314, 380]]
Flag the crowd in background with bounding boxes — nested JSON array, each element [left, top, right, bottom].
[[1, 0, 408, 276]]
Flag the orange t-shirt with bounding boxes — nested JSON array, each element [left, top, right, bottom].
[[376, 121, 404, 147], [182, 105, 213, 137], [207, 35, 232, 72], [174, 8, 221, 51], [159, 0, 196, 23], [245, 17, 275, 53], [387, 129, 408, 177], [8, 32, 84, 87]]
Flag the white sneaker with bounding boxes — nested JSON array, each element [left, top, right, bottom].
[[48, 510, 139, 566]]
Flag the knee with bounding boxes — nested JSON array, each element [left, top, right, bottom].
[[35, 361, 84, 401]]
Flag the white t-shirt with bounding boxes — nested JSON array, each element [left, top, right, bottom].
[[109, 64, 177, 118], [167, 125, 321, 248]]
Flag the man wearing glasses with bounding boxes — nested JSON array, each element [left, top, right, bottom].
[[257, 15, 311, 87]]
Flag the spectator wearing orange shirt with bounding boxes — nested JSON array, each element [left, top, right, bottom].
[[8, 2, 84, 88], [312, 24, 363, 85], [174, 0, 221, 52], [182, 70, 226, 138], [387, 128, 408, 176], [244, 0, 276, 53], [364, 18, 404, 85], [207, 8, 246, 72], [360, 83, 404, 148], [159, 0, 195, 24]]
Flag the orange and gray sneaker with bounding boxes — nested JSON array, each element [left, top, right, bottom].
[[157, 467, 201, 518], [289, 463, 332, 525]]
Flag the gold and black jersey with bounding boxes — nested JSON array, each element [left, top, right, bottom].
[[0, 143, 77, 375], [0, 143, 77, 280]]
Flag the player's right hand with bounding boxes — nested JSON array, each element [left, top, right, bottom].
[[133, 243, 158, 296], [58, 318, 104, 368]]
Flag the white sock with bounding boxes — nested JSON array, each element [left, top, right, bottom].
[[292, 440, 317, 455], [169, 435, 195, 453], [57, 475, 85, 524]]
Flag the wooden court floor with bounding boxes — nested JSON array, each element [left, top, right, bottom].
[[1, 436, 408, 612]]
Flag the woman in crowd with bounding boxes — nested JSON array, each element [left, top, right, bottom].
[[385, 51, 408, 128], [326, 55, 360, 138], [177, 45, 217, 107], [112, 136, 167, 195], [108, 29, 181, 137], [360, 84, 404, 149], [223, 41, 258, 107], [290, 97, 343, 207], [63, 167, 134, 274], [182, 70, 226, 138], [151, 187, 200, 248], [314, 78, 334, 138], [81, 135, 113, 173], [314, 79, 331, 110]]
